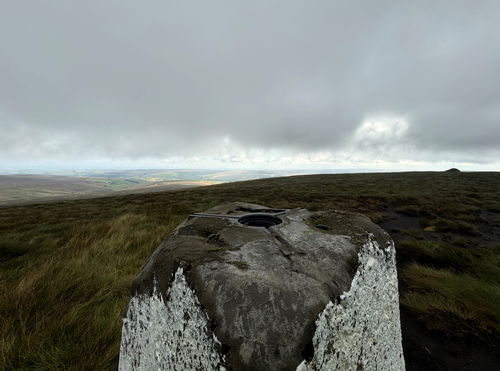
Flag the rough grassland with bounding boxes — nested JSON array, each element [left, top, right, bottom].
[[0, 172, 499, 370]]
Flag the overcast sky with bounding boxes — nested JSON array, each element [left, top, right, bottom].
[[1, 1, 499, 171]]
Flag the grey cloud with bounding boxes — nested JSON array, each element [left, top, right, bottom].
[[0, 1, 499, 165]]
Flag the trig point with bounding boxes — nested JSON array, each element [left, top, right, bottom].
[[119, 202, 405, 370]]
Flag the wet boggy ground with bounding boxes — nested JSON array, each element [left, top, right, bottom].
[[380, 209, 500, 371]]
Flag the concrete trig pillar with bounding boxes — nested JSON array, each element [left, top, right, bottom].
[[119, 202, 405, 370]]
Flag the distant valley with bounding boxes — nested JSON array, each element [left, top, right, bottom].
[[0, 169, 348, 205], [0, 173, 214, 205]]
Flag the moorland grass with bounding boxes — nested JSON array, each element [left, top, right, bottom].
[[0, 171, 499, 369], [401, 263, 500, 334]]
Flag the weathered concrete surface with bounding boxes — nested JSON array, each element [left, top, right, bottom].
[[119, 202, 404, 370]]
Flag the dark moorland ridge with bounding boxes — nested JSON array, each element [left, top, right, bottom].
[[0, 171, 499, 370]]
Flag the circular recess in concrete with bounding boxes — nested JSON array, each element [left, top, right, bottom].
[[238, 213, 282, 228]]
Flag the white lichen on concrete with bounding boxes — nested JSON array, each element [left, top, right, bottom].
[[119, 267, 224, 371], [299, 238, 405, 371]]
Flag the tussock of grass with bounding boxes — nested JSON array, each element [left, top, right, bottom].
[[401, 263, 500, 335], [396, 240, 500, 282], [430, 218, 481, 235], [0, 240, 30, 261]]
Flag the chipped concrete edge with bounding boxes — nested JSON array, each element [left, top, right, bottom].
[[297, 236, 405, 370], [119, 267, 226, 370]]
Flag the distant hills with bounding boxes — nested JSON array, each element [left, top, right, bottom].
[[0, 174, 214, 205], [0, 168, 359, 181], [0, 169, 361, 205], [0, 168, 467, 205]]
